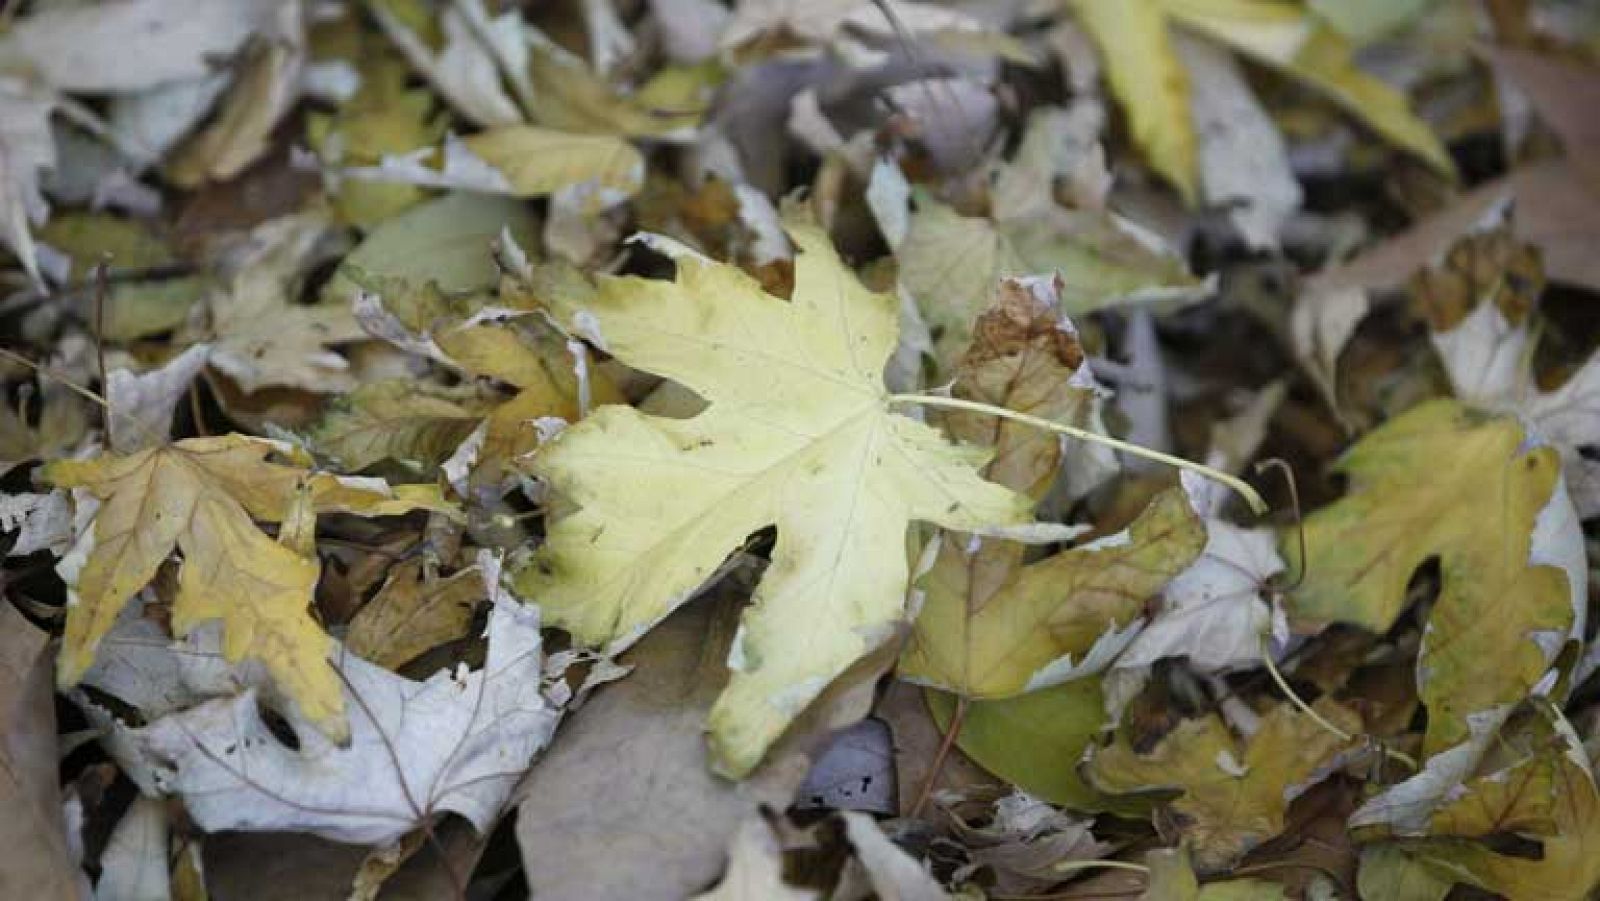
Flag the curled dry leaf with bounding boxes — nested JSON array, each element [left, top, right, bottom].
[[0, 603, 88, 899], [1115, 472, 1287, 675]]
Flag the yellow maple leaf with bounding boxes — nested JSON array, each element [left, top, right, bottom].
[[1360, 701, 1600, 901], [1168, 0, 1455, 177], [46, 434, 453, 737], [1073, 0, 1198, 203], [1285, 400, 1582, 757], [349, 271, 623, 488], [1073, 0, 1453, 204], [515, 222, 1059, 777], [1086, 698, 1360, 872], [460, 127, 645, 199]]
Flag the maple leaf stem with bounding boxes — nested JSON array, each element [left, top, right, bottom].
[[887, 393, 1268, 514], [1259, 637, 1418, 772], [1053, 859, 1151, 875], [909, 692, 968, 820]]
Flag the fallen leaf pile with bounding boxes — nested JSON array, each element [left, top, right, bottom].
[[2, 1, 1599, 899]]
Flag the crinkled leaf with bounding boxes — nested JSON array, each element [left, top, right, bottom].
[[899, 196, 1203, 366], [1085, 698, 1360, 872], [345, 557, 485, 669], [1359, 702, 1600, 901]]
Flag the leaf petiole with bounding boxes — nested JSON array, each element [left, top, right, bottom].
[[1260, 637, 1418, 772], [886, 392, 1268, 514], [1053, 859, 1151, 874]]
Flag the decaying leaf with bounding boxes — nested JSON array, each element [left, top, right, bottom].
[[2, 1, 1597, 896], [200, 214, 366, 395], [1415, 222, 1600, 519], [516, 592, 879, 900], [116, 593, 556, 845], [306, 379, 483, 472], [898, 192, 1206, 367], [517, 220, 1067, 776], [950, 792, 1109, 894], [0, 603, 87, 899], [345, 557, 486, 670]]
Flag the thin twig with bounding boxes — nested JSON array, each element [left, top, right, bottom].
[[91, 257, 112, 436], [0, 347, 112, 410], [1255, 458, 1307, 591], [888, 393, 1268, 513]]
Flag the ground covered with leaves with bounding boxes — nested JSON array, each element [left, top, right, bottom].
[[2, 0, 1600, 898]]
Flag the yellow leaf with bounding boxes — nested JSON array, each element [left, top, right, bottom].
[[1285, 400, 1580, 756], [904, 487, 1201, 696], [1164, 0, 1455, 177], [899, 196, 1202, 367], [526, 43, 700, 138], [1142, 847, 1289, 900], [349, 272, 623, 487], [1086, 698, 1360, 872], [46, 434, 452, 737], [1371, 702, 1600, 900], [460, 127, 645, 198], [305, 24, 444, 227], [308, 380, 483, 471], [1073, 0, 1198, 203], [516, 223, 1051, 776]]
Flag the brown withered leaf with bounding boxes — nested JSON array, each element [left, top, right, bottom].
[[345, 558, 486, 670]]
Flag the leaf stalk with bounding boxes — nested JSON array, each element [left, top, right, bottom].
[[886, 393, 1268, 514]]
